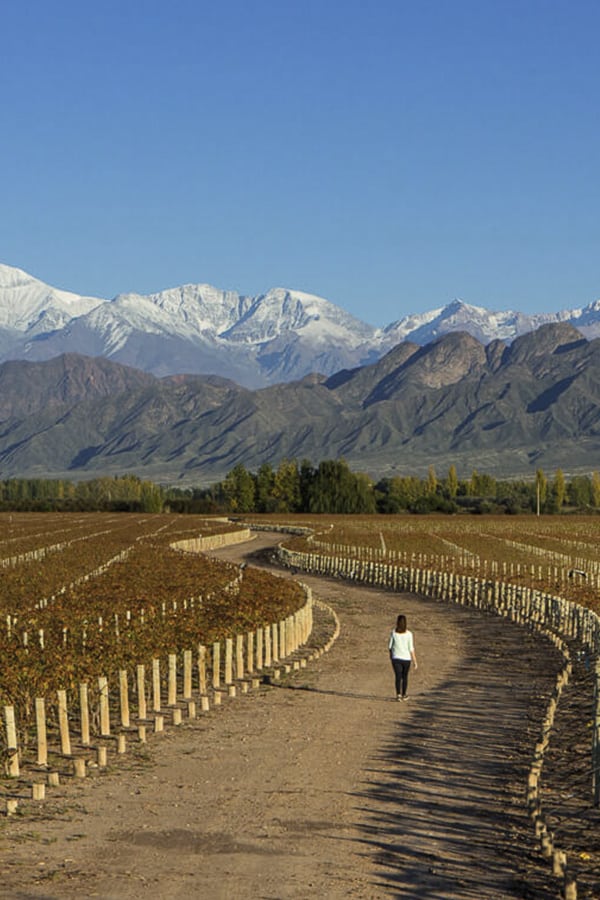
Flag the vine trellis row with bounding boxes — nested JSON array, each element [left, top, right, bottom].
[[275, 540, 600, 900], [2, 591, 316, 813], [2, 526, 342, 821], [307, 537, 600, 590]]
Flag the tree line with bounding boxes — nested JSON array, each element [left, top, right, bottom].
[[0, 475, 164, 512], [170, 460, 600, 516], [2, 462, 600, 515]]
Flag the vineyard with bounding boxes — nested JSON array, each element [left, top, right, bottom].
[[253, 514, 600, 615], [261, 513, 600, 898], [0, 513, 312, 807], [2, 510, 600, 896]]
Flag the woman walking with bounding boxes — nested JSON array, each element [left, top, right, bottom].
[[389, 614, 418, 701]]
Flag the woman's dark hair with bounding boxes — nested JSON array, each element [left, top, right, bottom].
[[395, 614, 407, 633]]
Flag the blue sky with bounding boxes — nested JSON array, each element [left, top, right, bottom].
[[1, 0, 599, 324]]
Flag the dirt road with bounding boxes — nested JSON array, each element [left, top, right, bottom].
[[2, 534, 561, 899]]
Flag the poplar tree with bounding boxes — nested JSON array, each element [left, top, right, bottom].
[[446, 465, 458, 499], [552, 469, 566, 510]]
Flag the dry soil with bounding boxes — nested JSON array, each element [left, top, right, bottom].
[[0, 534, 572, 899]]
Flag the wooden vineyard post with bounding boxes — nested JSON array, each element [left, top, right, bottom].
[[278, 620, 286, 660], [290, 612, 298, 653], [256, 629, 264, 670], [4, 706, 19, 777], [212, 642, 221, 690], [236, 635, 244, 681], [153, 714, 164, 733], [79, 683, 90, 745], [272, 623, 279, 662], [136, 665, 147, 720], [294, 612, 301, 650], [183, 650, 192, 700], [98, 676, 110, 736], [152, 659, 162, 712], [35, 697, 48, 767], [197, 645, 207, 696], [264, 627, 272, 667], [168, 654, 177, 706], [246, 632, 254, 674], [119, 670, 130, 728], [57, 689, 72, 756], [225, 638, 233, 685], [294, 610, 302, 648]]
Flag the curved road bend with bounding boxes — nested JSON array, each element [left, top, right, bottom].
[[199, 533, 561, 899], [4, 532, 561, 900]]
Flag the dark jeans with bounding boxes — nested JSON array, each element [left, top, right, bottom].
[[391, 658, 411, 697]]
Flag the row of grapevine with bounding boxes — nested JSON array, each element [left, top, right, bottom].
[[0, 516, 179, 620], [0, 536, 303, 715], [1, 517, 342, 818], [275, 537, 600, 899], [291, 516, 600, 614], [0, 514, 304, 751], [2, 587, 318, 812]]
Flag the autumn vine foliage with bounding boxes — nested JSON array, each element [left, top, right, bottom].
[[0, 513, 303, 732], [276, 514, 600, 615]]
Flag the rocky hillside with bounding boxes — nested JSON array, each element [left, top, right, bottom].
[[0, 322, 597, 483]]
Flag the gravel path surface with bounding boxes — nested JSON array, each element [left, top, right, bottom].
[[2, 534, 563, 899]]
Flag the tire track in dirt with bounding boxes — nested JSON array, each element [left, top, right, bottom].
[[1, 533, 561, 899]]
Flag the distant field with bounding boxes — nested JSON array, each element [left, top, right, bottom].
[[0, 512, 303, 714], [3, 510, 599, 726], [249, 513, 600, 616]]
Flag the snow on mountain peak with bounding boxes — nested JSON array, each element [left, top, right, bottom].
[[0, 261, 599, 386], [0, 263, 37, 288], [220, 287, 375, 346], [0, 263, 103, 331]]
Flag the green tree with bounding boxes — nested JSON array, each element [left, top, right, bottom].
[[535, 469, 547, 514], [308, 459, 375, 513], [273, 459, 301, 512], [140, 480, 164, 513], [426, 465, 437, 496], [568, 475, 591, 508], [222, 464, 256, 512], [468, 470, 496, 497], [374, 476, 418, 512], [299, 459, 315, 512], [353, 472, 376, 513], [495, 479, 531, 514], [466, 470, 477, 497], [446, 465, 458, 499], [389, 476, 423, 510], [255, 463, 275, 512]]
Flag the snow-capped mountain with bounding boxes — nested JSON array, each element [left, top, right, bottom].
[[0, 264, 103, 328], [0, 265, 382, 385], [382, 299, 573, 346], [1, 263, 599, 386]]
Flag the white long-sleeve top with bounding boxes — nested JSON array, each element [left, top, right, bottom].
[[389, 629, 415, 660]]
